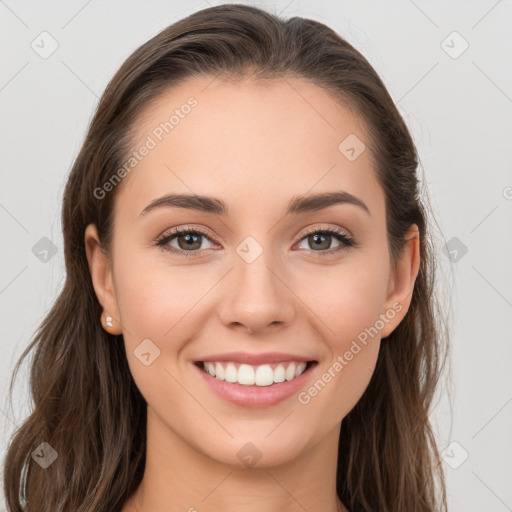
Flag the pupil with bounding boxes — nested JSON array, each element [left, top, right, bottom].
[[179, 233, 200, 250], [310, 233, 330, 250]]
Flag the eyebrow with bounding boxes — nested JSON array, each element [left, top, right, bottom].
[[139, 190, 370, 217]]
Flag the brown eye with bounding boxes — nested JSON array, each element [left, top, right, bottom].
[[175, 232, 203, 251], [296, 228, 355, 253], [156, 228, 215, 255], [304, 233, 333, 251]]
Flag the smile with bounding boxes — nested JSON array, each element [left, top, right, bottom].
[[193, 360, 319, 407], [197, 360, 314, 386]]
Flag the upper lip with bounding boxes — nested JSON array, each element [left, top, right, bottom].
[[195, 352, 317, 366]]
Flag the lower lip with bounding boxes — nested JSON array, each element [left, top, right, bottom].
[[193, 361, 318, 408]]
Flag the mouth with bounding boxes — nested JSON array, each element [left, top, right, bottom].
[[192, 359, 319, 407], [193, 360, 318, 387]]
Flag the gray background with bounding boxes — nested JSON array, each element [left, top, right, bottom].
[[1, 1, 511, 510]]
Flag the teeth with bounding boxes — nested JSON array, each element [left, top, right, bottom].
[[225, 363, 238, 383], [274, 364, 286, 383], [206, 362, 215, 376], [285, 362, 296, 381], [255, 364, 273, 386], [215, 362, 225, 381], [238, 364, 255, 385], [201, 361, 310, 386], [295, 362, 307, 377]]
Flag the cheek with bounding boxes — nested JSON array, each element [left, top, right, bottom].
[[113, 257, 212, 403], [115, 255, 210, 344], [295, 255, 390, 346], [291, 258, 389, 420]]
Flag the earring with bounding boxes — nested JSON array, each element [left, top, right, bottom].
[[105, 315, 113, 328]]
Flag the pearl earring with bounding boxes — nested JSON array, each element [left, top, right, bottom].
[[105, 316, 113, 328]]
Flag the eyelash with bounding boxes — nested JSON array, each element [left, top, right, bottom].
[[154, 225, 356, 258]]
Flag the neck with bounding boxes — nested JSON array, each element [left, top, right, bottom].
[[122, 407, 346, 512]]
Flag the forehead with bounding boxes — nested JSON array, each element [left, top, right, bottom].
[[115, 74, 383, 220]]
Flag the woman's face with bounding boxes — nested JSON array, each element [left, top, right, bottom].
[[86, 75, 419, 468]]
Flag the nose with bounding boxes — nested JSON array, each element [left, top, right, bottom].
[[218, 247, 295, 335]]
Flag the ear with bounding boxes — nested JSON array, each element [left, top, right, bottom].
[[84, 223, 123, 334], [379, 224, 421, 338]]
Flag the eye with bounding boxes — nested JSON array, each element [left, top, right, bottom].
[[155, 226, 216, 256], [294, 227, 356, 254], [155, 225, 356, 258]]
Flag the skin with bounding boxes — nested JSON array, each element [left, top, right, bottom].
[[85, 75, 420, 512]]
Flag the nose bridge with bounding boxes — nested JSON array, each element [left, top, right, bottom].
[[218, 235, 294, 332], [234, 236, 283, 303], [237, 246, 278, 296]]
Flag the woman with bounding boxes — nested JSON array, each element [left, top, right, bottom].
[[3, 4, 449, 511]]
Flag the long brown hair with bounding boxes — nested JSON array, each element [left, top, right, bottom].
[[3, 4, 449, 511]]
